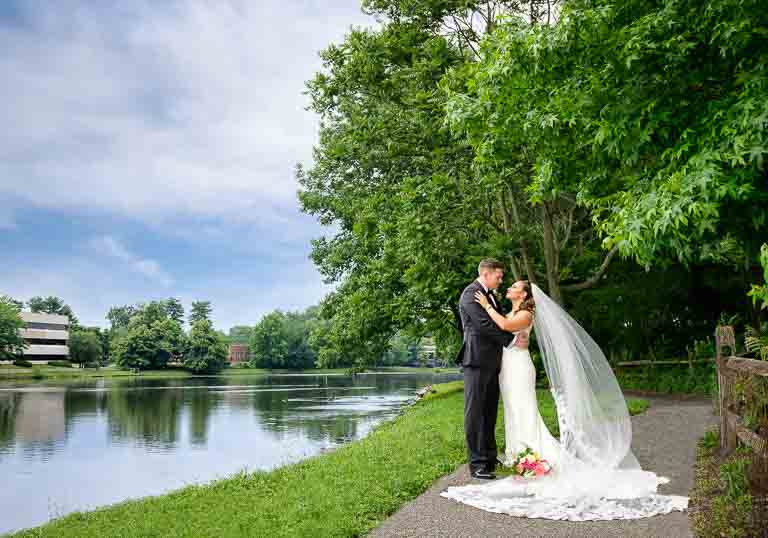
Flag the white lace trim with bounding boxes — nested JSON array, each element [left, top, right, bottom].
[[440, 484, 688, 521], [441, 466, 688, 521]]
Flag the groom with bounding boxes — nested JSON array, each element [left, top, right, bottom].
[[455, 258, 515, 480]]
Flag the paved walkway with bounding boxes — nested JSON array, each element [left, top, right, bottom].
[[371, 395, 717, 538]]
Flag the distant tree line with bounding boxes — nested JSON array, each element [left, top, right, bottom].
[[0, 295, 227, 374], [107, 299, 226, 373], [234, 305, 431, 370]]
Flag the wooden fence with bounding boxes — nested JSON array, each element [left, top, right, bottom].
[[716, 355, 768, 456], [715, 325, 768, 533]]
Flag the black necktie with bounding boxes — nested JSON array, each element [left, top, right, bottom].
[[486, 289, 497, 310]]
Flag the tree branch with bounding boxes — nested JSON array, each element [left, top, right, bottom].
[[561, 245, 620, 292], [450, 15, 479, 57], [508, 254, 522, 281], [559, 204, 576, 250], [507, 185, 538, 284]]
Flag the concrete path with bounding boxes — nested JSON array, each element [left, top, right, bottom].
[[371, 395, 717, 538]]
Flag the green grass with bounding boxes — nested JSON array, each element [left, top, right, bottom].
[[689, 429, 755, 538], [0, 365, 197, 380], [9, 382, 648, 538]]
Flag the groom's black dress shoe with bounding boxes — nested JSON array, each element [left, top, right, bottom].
[[470, 469, 496, 480]]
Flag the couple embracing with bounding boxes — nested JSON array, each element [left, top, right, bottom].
[[444, 258, 689, 521]]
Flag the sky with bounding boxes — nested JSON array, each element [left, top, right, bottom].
[[0, 0, 374, 331]]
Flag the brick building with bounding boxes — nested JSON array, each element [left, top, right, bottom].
[[228, 343, 249, 365]]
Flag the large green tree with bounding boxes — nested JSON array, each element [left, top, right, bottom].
[[249, 312, 289, 369], [184, 320, 228, 374], [27, 295, 79, 328], [189, 301, 212, 325], [0, 297, 26, 361], [1, 295, 23, 311], [249, 309, 326, 369], [163, 298, 185, 326], [228, 326, 253, 345], [110, 304, 186, 370], [299, 0, 612, 369], [106, 305, 139, 330], [69, 331, 102, 366], [449, 0, 768, 293]]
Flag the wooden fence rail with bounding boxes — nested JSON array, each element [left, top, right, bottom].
[[717, 356, 768, 456], [714, 325, 768, 533]]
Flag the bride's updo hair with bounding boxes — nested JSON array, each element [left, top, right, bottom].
[[516, 280, 535, 314]]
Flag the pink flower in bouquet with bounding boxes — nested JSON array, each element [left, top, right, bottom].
[[511, 447, 552, 479]]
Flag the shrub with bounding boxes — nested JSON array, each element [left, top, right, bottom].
[[48, 360, 73, 368], [13, 358, 32, 367]]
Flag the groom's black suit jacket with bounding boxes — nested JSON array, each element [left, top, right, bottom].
[[455, 281, 513, 369]]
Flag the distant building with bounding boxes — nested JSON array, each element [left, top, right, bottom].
[[19, 312, 70, 362], [228, 343, 249, 365]]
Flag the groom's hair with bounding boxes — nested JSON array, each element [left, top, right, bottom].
[[478, 258, 505, 275]]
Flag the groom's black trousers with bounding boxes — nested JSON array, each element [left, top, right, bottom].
[[463, 365, 500, 472]]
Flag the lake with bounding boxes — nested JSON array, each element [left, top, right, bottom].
[[0, 371, 461, 534]]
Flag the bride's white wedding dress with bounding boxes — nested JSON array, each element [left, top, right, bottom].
[[441, 287, 689, 521], [499, 325, 561, 467]]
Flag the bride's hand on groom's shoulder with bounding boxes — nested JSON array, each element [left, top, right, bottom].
[[474, 291, 490, 309]]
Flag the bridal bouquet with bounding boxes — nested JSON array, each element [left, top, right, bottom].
[[510, 447, 551, 479]]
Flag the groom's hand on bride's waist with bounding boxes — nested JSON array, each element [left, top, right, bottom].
[[514, 333, 529, 348]]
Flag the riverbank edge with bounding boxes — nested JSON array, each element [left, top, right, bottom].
[[8, 381, 648, 538], [0, 365, 458, 381]]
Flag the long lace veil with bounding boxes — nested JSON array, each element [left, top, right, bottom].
[[531, 284, 640, 470]]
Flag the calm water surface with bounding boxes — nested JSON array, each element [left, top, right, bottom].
[[0, 372, 460, 534]]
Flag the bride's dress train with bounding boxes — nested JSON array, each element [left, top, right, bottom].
[[441, 287, 689, 521]]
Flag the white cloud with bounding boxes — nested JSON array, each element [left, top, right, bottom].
[[0, 0, 372, 234], [90, 235, 173, 287], [0, 1, 364, 329]]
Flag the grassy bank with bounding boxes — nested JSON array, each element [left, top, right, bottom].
[[10, 381, 648, 538], [689, 429, 755, 538], [0, 365, 458, 382]]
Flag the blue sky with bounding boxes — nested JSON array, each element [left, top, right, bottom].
[[0, 0, 373, 330]]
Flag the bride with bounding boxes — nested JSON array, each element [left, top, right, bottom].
[[441, 280, 688, 521]]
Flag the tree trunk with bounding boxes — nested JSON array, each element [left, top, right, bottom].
[[507, 188, 538, 284], [541, 203, 563, 304], [499, 190, 524, 282], [508, 255, 522, 281]]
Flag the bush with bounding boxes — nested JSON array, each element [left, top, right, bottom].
[[690, 430, 755, 538], [616, 363, 717, 395], [13, 358, 32, 367], [48, 360, 73, 368]]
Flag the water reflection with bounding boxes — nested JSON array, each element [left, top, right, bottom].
[[0, 372, 459, 534]]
